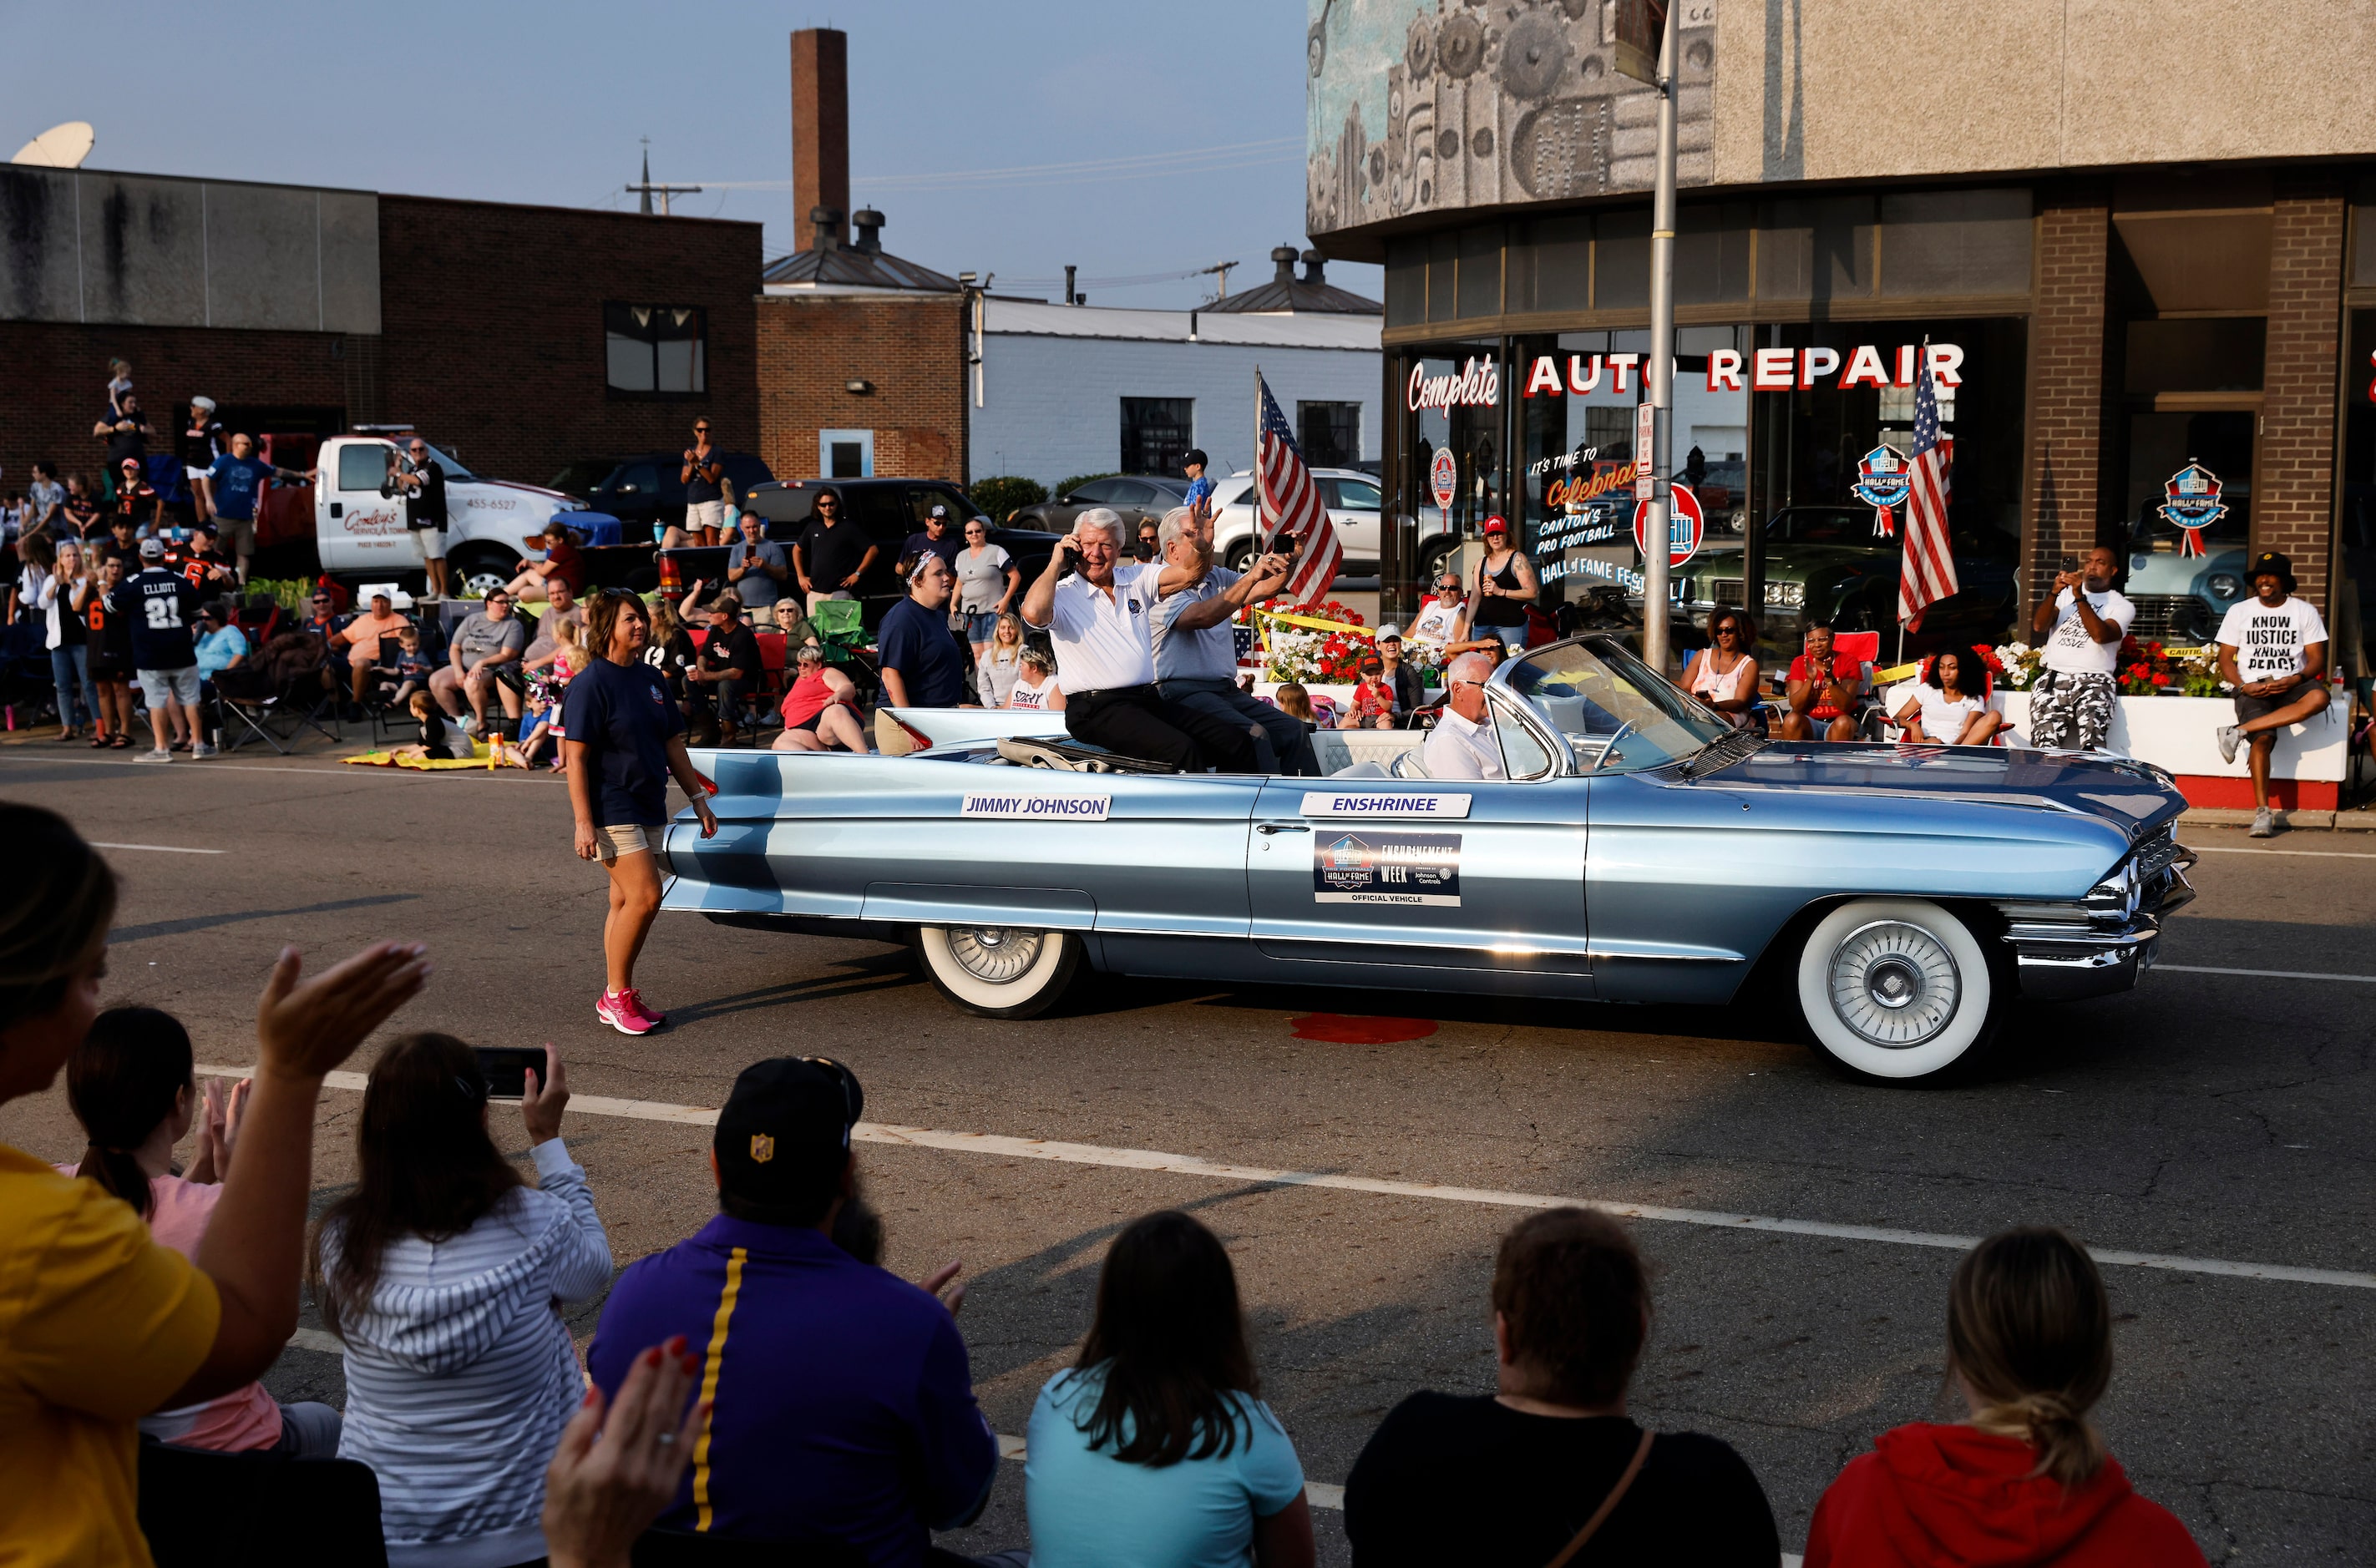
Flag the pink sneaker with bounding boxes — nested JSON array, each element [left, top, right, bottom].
[[620, 988, 666, 1029], [595, 989, 657, 1036]]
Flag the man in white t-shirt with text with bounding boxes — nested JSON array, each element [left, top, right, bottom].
[[1420, 651, 1504, 780], [2025, 543, 2133, 752], [2213, 550, 2329, 837], [1021, 507, 1254, 772], [1407, 572, 1468, 656]]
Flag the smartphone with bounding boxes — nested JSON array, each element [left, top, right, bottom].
[[474, 1046, 545, 1100], [2059, 554, 2078, 574]]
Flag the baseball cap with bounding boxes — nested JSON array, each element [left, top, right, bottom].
[[1183, 448, 1208, 468], [1481, 513, 1510, 537], [137, 538, 164, 559], [1377, 623, 1403, 641], [1358, 650, 1384, 670], [929, 503, 950, 520], [714, 1056, 864, 1216], [190, 395, 216, 412]]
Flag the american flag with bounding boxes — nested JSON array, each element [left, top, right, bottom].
[[1257, 375, 1340, 605], [1897, 341, 1959, 629]]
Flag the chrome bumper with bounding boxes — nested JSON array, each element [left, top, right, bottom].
[[1998, 833, 2196, 1003]]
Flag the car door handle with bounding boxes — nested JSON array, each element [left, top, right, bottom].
[[1256, 823, 1310, 834]]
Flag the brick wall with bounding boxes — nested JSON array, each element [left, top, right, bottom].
[[2257, 174, 2348, 611], [756, 291, 965, 485], [0, 322, 351, 494], [0, 197, 761, 502], [377, 197, 759, 485], [2021, 181, 2114, 621]]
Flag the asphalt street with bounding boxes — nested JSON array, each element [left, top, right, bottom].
[[2, 748, 2369, 1562]]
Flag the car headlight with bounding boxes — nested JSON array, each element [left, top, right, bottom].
[[2206, 572, 2242, 600], [1765, 580, 1805, 608]]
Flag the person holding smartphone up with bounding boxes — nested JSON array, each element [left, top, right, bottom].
[[2028, 543, 2134, 753], [681, 422, 726, 546]]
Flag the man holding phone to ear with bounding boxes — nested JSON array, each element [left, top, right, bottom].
[[2028, 542, 2134, 752]]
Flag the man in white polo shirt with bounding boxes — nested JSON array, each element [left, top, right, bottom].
[[1421, 651, 1503, 780], [1021, 508, 1254, 771], [1148, 508, 1312, 774]]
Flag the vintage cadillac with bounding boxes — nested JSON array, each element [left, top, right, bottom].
[[659, 636, 2196, 1083]]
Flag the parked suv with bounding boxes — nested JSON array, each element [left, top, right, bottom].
[[659, 477, 1063, 633], [1008, 475, 1190, 533], [1203, 468, 1425, 580], [550, 452, 775, 544]]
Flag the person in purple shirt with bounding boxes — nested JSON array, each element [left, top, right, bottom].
[[587, 1057, 1000, 1565]]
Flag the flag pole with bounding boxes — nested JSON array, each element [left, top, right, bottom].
[[1253, 364, 1265, 551]]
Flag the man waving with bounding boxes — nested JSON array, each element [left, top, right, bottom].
[[1021, 508, 1253, 772]]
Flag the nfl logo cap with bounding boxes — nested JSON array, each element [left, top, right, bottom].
[[714, 1056, 865, 1211]]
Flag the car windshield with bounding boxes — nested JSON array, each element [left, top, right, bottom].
[[415, 443, 473, 481], [1501, 638, 1732, 773]]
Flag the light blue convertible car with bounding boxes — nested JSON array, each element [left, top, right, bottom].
[[660, 636, 2196, 1083]]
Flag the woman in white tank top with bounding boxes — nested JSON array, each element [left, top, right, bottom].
[[1683, 610, 1760, 727], [1006, 648, 1066, 711]]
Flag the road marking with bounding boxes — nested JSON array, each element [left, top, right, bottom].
[[2159, 964, 2376, 984], [200, 1067, 2376, 1292], [2191, 845, 2376, 860], [89, 841, 226, 855], [0, 753, 542, 782]]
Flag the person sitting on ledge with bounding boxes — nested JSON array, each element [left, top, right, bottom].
[[2213, 550, 2329, 839]]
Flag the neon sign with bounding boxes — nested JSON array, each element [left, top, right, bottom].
[[1518, 343, 1964, 397], [1407, 357, 1501, 412]]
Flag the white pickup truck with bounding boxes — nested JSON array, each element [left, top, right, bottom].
[[264, 433, 589, 597]]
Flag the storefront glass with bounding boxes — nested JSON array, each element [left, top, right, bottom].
[[1388, 339, 1502, 620], [1745, 316, 2026, 665]]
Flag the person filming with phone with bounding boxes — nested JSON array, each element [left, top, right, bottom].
[[2027, 543, 2134, 753], [312, 1036, 612, 1568]]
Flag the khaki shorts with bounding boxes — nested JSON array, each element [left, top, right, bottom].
[[595, 824, 651, 864], [685, 500, 727, 534], [413, 528, 448, 563], [745, 602, 778, 629], [215, 515, 256, 558]]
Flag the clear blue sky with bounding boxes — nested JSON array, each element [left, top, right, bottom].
[[7, 0, 1376, 311]]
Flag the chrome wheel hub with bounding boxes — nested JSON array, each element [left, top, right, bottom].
[[1827, 921, 1960, 1048], [945, 928, 1042, 984]]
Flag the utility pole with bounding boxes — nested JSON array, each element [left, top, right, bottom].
[[1639, 0, 1679, 673], [626, 139, 702, 217], [1198, 259, 1239, 299]]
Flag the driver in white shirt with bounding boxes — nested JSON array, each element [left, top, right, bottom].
[[1420, 651, 1504, 780]]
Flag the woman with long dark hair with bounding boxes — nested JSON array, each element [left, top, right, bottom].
[[312, 1032, 610, 1567], [1682, 609, 1761, 727], [1805, 1227, 2206, 1567], [0, 802, 428, 1565], [1888, 647, 2006, 746], [1024, 1210, 1315, 1568], [58, 1008, 342, 1454]]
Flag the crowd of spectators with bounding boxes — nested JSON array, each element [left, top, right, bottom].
[[0, 812, 2212, 1566]]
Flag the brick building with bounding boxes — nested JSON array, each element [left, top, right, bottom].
[[1303, 2, 2376, 671], [756, 28, 966, 488], [0, 165, 759, 499]]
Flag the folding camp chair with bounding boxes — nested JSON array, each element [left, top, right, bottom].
[[139, 1436, 388, 1567]]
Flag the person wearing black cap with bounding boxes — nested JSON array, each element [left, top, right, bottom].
[[2213, 551, 2329, 837], [119, 537, 209, 761], [1181, 448, 1215, 527], [586, 1057, 998, 1560]]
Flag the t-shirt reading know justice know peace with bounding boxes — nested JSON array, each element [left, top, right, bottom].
[[2039, 586, 2136, 676], [2216, 596, 2328, 684]]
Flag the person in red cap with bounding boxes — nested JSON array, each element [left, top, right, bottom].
[[1803, 1227, 2206, 1568], [1467, 515, 1538, 645]]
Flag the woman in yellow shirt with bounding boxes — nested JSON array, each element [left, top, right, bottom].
[[0, 804, 431, 1568]]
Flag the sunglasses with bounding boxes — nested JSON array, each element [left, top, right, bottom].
[[798, 1055, 864, 1132]]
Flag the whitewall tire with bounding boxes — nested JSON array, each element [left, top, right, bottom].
[[1796, 899, 1998, 1081], [915, 925, 1082, 1019]]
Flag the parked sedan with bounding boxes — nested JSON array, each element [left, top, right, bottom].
[[1008, 475, 1189, 533], [658, 633, 2193, 1084], [550, 452, 776, 544], [1676, 506, 2019, 647]]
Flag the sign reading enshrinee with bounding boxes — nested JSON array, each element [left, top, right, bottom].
[[1300, 792, 1473, 819], [961, 793, 1112, 822]]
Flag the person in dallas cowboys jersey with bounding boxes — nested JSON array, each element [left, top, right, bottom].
[[2025, 542, 2133, 752], [2213, 551, 2328, 837]]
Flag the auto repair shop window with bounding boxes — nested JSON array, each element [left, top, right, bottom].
[[1298, 402, 1361, 468], [605, 304, 707, 397], [1120, 397, 1193, 475]]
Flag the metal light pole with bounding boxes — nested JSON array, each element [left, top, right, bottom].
[[1639, 0, 1680, 673]]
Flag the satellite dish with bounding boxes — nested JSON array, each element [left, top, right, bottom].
[[12, 122, 95, 169]]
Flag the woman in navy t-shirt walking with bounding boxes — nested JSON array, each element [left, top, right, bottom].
[[563, 589, 718, 1035]]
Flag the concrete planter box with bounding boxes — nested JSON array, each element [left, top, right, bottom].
[[1999, 687, 2348, 810]]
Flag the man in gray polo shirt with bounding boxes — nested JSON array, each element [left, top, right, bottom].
[[1148, 508, 1313, 775]]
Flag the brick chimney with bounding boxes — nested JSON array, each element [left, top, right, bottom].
[[792, 28, 849, 252]]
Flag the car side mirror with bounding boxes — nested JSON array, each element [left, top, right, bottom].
[[1056, 494, 1073, 505]]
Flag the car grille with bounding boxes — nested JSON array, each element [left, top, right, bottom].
[[1710, 579, 1744, 605], [2128, 594, 2209, 643]]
